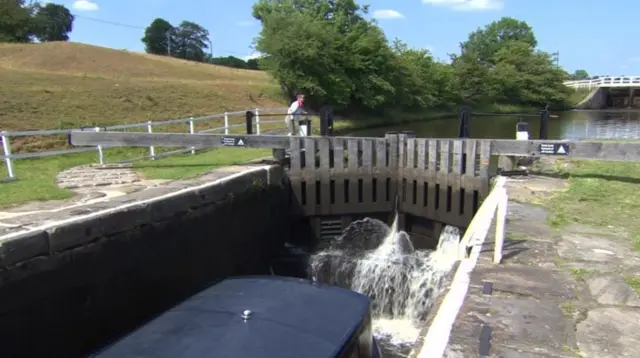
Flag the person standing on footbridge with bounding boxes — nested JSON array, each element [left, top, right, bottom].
[[284, 93, 306, 136]]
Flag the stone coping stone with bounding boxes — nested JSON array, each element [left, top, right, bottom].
[[0, 164, 284, 268]]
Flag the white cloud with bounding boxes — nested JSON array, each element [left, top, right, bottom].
[[243, 51, 263, 61], [72, 0, 99, 11], [237, 20, 257, 27], [422, 0, 503, 11], [372, 9, 405, 20]]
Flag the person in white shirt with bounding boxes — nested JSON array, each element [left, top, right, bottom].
[[284, 93, 305, 136]]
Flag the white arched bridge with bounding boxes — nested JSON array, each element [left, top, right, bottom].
[[564, 76, 640, 89]]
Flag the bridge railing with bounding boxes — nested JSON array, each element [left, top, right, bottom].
[[0, 107, 290, 182], [563, 75, 640, 89]]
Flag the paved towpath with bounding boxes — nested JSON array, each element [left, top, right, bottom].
[[443, 175, 640, 357]]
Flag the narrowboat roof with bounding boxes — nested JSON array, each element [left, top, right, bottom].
[[93, 276, 371, 358]]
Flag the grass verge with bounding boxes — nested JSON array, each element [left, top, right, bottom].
[[0, 147, 272, 207], [540, 159, 640, 251], [625, 275, 640, 294]]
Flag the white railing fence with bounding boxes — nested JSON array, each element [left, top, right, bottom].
[[458, 176, 508, 264], [563, 75, 640, 89], [0, 107, 289, 182]]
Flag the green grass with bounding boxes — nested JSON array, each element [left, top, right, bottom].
[[0, 147, 271, 208], [570, 268, 599, 280], [542, 159, 640, 251], [625, 275, 640, 294], [568, 88, 593, 108], [133, 148, 272, 180]]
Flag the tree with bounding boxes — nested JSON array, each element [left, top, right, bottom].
[[251, 3, 572, 114], [452, 17, 568, 107], [462, 17, 537, 67], [252, 0, 397, 112], [31, 3, 74, 42], [209, 56, 249, 69], [0, 0, 34, 43], [142, 18, 174, 56], [571, 69, 589, 80], [247, 58, 259, 70], [172, 21, 210, 62]]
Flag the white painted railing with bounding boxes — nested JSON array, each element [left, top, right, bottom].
[[563, 75, 640, 89], [457, 176, 508, 264], [416, 177, 508, 358], [0, 107, 288, 182]]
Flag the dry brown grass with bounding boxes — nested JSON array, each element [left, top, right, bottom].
[[0, 42, 284, 151]]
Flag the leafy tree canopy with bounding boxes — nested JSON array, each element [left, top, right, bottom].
[[569, 69, 590, 80], [252, 1, 572, 113], [142, 18, 211, 62], [31, 3, 74, 42]]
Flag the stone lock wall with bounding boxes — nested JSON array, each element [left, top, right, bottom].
[[0, 166, 290, 357]]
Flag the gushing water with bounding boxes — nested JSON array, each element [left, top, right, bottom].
[[309, 214, 460, 356]]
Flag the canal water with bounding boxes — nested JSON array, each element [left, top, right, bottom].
[[349, 110, 640, 139]]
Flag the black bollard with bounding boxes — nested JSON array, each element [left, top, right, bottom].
[[245, 110, 254, 135], [320, 106, 334, 136], [539, 104, 549, 140], [400, 130, 416, 138], [458, 105, 472, 138]]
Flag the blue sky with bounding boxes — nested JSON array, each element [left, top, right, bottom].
[[59, 0, 639, 76]]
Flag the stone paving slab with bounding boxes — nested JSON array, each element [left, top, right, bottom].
[[577, 307, 640, 358], [443, 176, 640, 358]]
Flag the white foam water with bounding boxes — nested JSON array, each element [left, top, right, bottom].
[[309, 214, 460, 357]]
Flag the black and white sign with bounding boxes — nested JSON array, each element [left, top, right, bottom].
[[539, 143, 569, 155], [220, 136, 247, 147]]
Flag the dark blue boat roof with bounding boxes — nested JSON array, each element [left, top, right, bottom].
[[93, 276, 371, 358]]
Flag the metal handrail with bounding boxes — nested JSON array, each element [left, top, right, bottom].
[[0, 106, 290, 181]]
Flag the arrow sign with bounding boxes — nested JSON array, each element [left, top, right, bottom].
[[220, 136, 247, 147], [555, 144, 567, 154], [539, 143, 569, 155]]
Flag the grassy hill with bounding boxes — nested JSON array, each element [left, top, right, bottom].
[[0, 42, 289, 207], [0, 42, 284, 141]]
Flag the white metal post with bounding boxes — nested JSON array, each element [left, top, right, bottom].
[[188, 118, 195, 155], [224, 112, 229, 135], [1, 131, 16, 179], [255, 108, 261, 135], [493, 188, 508, 264], [147, 121, 155, 159], [95, 127, 104, 165]]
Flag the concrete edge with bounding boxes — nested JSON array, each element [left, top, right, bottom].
[[0, 165, 281, 268], [412, 231, 487, 358], [408, 259, 461, 358], [413, 177, 506, 358]]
